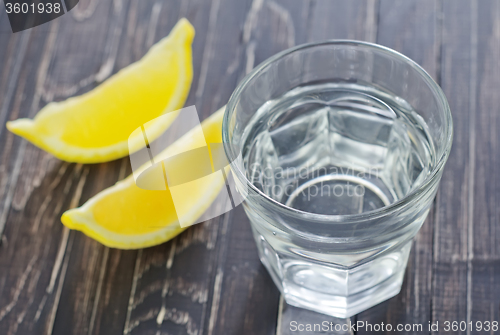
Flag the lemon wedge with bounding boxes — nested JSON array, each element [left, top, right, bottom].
[[61, 107, 226, 249], [6, 18, 195, 163]]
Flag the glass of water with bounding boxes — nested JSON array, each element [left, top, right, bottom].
[[222, 41, 452, 318]]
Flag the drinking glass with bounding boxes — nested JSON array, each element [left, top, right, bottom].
[[222, 41, 452, 317]]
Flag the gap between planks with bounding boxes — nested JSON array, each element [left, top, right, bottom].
[[466, 1, 478, 333]]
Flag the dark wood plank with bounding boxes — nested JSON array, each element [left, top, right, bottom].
[[471, 0, 500, 325], [50, 163, 132, 335], [356, 1, 440, 333], [86, 247, 137, 335], [431, 0, 475, 331], [192, 0, 252, 118], [207, 208, 280, 335], [120, 1, 260, 335], [204, 1, 311, 334], [0, 1, 135, 334], [0, 16, 83, 334], [0, 1, 499, 334], [49, 1, 216, 335], [46, 1, 164, 334], [307, 0, 378, 43], [0, 161, 85, 335], [120, 1, 310, 333], [0, 1, 64, 238], [0, 29, 46, 237], [276, 0, 378, 333]]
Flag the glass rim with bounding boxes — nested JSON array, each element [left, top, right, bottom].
[[222, 40, 453, 222]]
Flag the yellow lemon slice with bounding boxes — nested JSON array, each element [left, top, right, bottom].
[[6, 18, 195, 163], [61, 107, 226, 249]]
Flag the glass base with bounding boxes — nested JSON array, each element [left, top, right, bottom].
[[254, 230, 412, 318], [278, 268, 404, 318]]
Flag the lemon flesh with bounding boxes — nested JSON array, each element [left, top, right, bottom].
[[61, 107, 226, 249], [7, 18, 194, 163]]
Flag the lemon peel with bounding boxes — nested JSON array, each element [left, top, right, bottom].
[[61, 106, 226, 249], [7, 18, 195, 163]]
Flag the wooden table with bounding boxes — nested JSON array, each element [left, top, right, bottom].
[[0, 0, 499, 334]]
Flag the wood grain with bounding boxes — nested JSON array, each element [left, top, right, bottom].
[[0, 1, 499, 334], [203, 1, 312, 333], [307, 0, 377, 43], [276, 1, 377, 333], [356, 1, 440, 333], [471, 0, 500, 326], [431, 0, 475, 331], [52, 1, 226, 335], [0, 13, 82, 334]]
